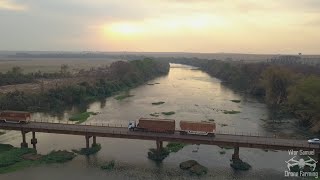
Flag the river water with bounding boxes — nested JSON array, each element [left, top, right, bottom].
[[0, 64, 305, 179]]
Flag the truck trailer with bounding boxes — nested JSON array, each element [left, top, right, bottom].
[[0, 111, 31, 124], [128, 118, 175, 134], [180, 121, 216, 136]]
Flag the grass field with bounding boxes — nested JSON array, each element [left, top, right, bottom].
[[0, 58, 118, 73]]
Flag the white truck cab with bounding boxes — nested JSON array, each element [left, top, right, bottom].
[[128, 121, 136, 131]]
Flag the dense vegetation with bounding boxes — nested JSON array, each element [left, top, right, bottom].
[[166, 58, 320, 132], [0, 65, 71, 86], [0, 59, 169, 113]]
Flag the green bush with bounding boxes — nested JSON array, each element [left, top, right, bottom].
[[75, 144, 101, 156], [152, 101, 165, 105], [0, 148, 36, 168], [115, 94, 134, 100], [147, 148, 170, 162], [230, 159, 251, 171], [0, 144, 14, 153], [166, 142, 186, 153], [68, 112, 96, 124], [161, 111, 175, 116], [150, 112, 160, 117], [40, 150, 76, 164], [101, 160, 115, 170], [0, 145, 76, 174], [223, 110, 241, 114]]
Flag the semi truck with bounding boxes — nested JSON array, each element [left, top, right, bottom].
[[128, 118, 175, 133], [0, 111, 31, 124], [179, 121, 216, 137]]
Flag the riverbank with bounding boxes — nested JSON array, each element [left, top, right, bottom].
[[166, 58, 320, 132]]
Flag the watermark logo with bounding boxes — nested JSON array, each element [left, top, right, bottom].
[[285, 149, 319, 178], [286, 156, 317, 171]]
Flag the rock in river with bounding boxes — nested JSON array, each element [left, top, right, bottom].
[[189, 164, 208, 175], [180, 160, 198, 169], [180, 160, 208, 175]]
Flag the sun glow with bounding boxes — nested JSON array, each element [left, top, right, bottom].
[[104, 23, 143, 36], [102, 15, 226, 39]]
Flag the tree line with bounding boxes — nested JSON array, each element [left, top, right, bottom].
[[0, 59, 170, 112]]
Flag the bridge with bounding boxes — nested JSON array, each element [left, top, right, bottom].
[[0, 121, 319, 161]]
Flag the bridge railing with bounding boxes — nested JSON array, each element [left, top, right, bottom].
[[30, 119, 129, 128], [216, 130, 277, 138]]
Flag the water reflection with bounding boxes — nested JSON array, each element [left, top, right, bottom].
[[0, 63, 303, 179]]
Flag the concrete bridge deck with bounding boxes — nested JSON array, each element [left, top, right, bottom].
[[0, 122, 318, 152]]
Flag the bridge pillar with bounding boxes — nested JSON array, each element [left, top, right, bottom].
[[92, 136, 97, 147], [30, 131, 37, 149], [155, 140, 164, 152], [232, 146, 240, 161], [20, 131, 28, 148], [85, 135, 90, 149], [156, 140, 160, 152]]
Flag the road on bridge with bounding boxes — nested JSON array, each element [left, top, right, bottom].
[[0, 122, 319, 151]]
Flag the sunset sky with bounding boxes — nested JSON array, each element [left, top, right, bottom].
[[1, 0, 320, 54]]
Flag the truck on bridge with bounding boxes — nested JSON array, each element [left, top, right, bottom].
[[0, 111, 31, 124], [128, 118, 216, 136], [179, 121, 216, 137], [128, 118, 175, 133]]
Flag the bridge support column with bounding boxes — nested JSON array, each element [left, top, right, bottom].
[[20, 131, 28, 148], [92, 136, 97, 147], [85, 135, 91, 149], [232, 146, 240, 161], [156, 140, 160, 152], [30, 131, 37, 149], [156, 140, 164, 152]]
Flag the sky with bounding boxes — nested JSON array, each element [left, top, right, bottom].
[[0, 0, 320, 54]]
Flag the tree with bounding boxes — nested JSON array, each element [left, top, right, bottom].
[[60, 64, 69, 75], [262, 66, 295, 106], [288, 76, 320, 124], [10, 66, 23, 75]]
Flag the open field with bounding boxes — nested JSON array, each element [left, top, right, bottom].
[[0, 58, 119, 73], [0, 77, 97, 94]]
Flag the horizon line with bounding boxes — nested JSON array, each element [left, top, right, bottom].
[[0, 50, 319, 56]]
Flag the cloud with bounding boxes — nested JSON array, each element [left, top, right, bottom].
[[0, 0, 27, 11], [0, 0, 320, 53]]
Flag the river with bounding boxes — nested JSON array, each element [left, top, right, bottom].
[[0, 64, 305, 179]]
